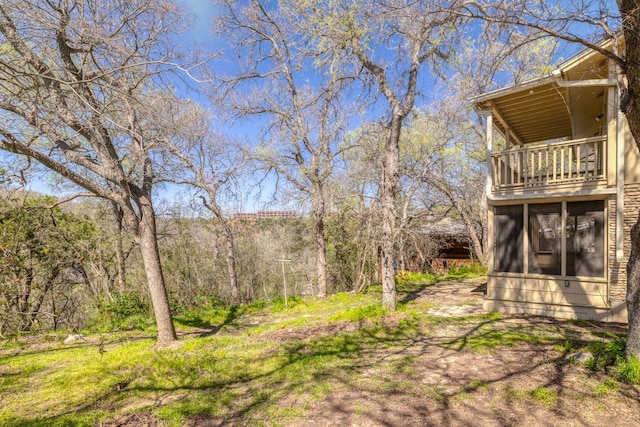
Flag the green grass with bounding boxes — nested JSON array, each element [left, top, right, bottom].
[[327, 304, 386, 323], [617, 355, 640, 384], [503, 384, 560, 408], [393, 264, 487, 287], [595, 379, 619, 397], [464, 379, 489, 392], [0, 286, 404, 426], [0, 270, 634, 425], [530, 387, 558, 408]]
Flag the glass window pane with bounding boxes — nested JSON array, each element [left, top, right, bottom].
[[494, 205, 523, 273], [528, 203, 562, 275], [566, 201, 604, 277]]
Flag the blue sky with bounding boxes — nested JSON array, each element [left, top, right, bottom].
[[181, 0, 219, 46], [171, 1, 303, 214], [11, 0, 617, 214]]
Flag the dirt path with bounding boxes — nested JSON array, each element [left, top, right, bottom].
[[280, 279, 640, 427]]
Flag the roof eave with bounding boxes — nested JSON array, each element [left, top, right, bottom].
[[471, 74, 557, 106], [471, 39, 615, 106]]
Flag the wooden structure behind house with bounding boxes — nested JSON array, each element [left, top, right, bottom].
[[422, 217, 474, 272], [474, 40, 636, 323]]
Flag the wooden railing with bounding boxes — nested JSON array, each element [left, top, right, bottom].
[[491, 136, 606, 190]]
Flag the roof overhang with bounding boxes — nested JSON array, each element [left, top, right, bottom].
[[473, 40, 619, 144]]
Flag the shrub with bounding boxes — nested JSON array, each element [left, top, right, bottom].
[[617, 355, 640, 384], [447, 263, 488, 277], [583, 337, 640, 384], [92, 293, 152, 331], [584, 338, 625, 373]]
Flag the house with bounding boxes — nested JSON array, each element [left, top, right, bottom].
[[473, 41, 638, 323]]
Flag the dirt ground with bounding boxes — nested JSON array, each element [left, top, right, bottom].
[[283, 279, 640, 427], [110, 279, 640, 426]]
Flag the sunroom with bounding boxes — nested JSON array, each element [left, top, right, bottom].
[[474, 44, 632, 322]]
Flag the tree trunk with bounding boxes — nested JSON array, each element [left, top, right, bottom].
[[313, 207, 327, 297], [135, 197, 177, 346], [221, 218, 240, 304], [111, 202, 127, 293], [398, 233, 405, 272], [27, 270, 56, 331], [627, 221, 640, 357], [312, 194, 328, 297], [460, 215, 486, 266], [620, 0, 640, 359], [381, 116, 401, 310]]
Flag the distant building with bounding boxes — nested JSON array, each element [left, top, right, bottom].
[[234, 210, 298, 219]]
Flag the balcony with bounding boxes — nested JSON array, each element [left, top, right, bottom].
[[491, 136, 606, 192]]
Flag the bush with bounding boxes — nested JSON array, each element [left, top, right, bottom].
[[447, 263, 488, 277], [583, 337, 640, 384], [585, 339, 625, 372], [617, 355, 640, 384], [92, 293, 152, 331]]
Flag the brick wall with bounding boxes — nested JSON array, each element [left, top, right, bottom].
[[609, 183, 640, 306], [609, 195, 625, 302]]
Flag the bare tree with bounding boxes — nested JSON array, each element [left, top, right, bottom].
[[0, 0, 208, 345], [158, 103, 244, 304], [215, 0, 356, 297], [288, 0, 464, 309]]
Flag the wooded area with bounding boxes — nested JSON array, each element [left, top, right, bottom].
[[1, 0, 640, 360], [5, 1, 640, 426]]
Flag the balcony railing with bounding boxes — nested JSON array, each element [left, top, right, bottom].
[[491, 136, 606, 191]]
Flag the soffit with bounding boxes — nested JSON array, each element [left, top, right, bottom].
[[483, 82, 572, 144], [473, 40, 616, 144]]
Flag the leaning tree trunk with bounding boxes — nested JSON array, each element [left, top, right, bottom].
[[627, 222, 640, 357], [380, 116, 402, 311], [135, 197, 177, 346], [620, 0, 640, 359]]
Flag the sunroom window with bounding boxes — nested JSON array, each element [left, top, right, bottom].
[[493, 201, 605, 277], [528, 204, 562, 275], [566, 201, 605, 277], [494, 205, 523, 273]]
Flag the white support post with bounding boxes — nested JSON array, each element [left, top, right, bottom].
[[486, 114, 494, 197], [616, 110, 625, 262], [561, 201, 567, 277]]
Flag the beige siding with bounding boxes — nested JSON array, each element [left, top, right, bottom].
[[481, 51, 636, 324], [484, 299, 622, 322], [624, 116, 640, 184], [487, 275, 608, 308]]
